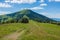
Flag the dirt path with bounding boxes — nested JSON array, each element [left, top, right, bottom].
[[2, 29, 25, 40]]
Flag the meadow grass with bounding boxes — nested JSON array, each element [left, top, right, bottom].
[[0, 23, 29, 39], [0, 20, 60, 40], [17, 20, 60, 40]]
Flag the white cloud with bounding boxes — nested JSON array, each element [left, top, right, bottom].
[[30, 7, 44, 10], [49, 0, 53, 2], [5, 0, 36, 4], [55, 0, 60, 2], [49, 0, 60, 2], [0, 11, 11, 15], [40, 0, 44, 3], [0, 3, 11, 8], [38, 0, 45, 3], [40, 3, 47, 6], [21, 7, 44, 10]]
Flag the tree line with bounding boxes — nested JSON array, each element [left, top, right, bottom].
[[0, 15, 60, 25], [0, 15, 29, 24]]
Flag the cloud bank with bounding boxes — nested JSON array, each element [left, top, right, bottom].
[[49, 0, 60, 2], [0, 3, 11, 8], [21, 6, 44, 10], [5, 0, 36, 4]]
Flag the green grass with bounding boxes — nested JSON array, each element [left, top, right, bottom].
[[17, 21, 60, 40], [0, 20, 60, 40], [37, 23, 60, 36], [0, 23, 29, 38]]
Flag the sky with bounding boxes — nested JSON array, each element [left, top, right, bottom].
[[0, 0, 60, 18]]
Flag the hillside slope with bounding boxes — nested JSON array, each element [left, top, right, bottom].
[[17, 21, 60, 40], [0, 9, 56, 23]]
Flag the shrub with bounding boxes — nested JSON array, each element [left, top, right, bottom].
[[21, 15, 29, 23]]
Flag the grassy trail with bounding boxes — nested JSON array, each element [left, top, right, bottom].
[[0, 20, 60, 40], [1, 29, 26, 40], [17, 21, 60, 40]]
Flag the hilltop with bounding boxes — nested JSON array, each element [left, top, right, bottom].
[[0, 9, 56, 24]]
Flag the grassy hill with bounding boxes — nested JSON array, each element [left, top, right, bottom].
[[0, 9, 60, 40], [0, 9, 57, 24], [0, 20, 60, 40]]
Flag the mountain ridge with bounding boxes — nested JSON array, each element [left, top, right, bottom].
[[0, 9, 57, 23]]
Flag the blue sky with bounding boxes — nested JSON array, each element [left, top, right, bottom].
[[0, 0, 60, 18]]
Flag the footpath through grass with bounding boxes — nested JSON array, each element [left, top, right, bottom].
[[0, 23, 29, 39], [17, 20, 60, 40], [0, 20, 60, 40]]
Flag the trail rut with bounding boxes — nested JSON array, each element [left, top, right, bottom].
[[2, 29, 25, 40]]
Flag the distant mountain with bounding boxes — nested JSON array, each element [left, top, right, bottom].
[[0, 9, 56, 23], [52, 18, 60, 21]]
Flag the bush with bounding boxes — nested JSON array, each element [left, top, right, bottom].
[[21, 15, 29, 23], [57, 22, 60, 25]]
